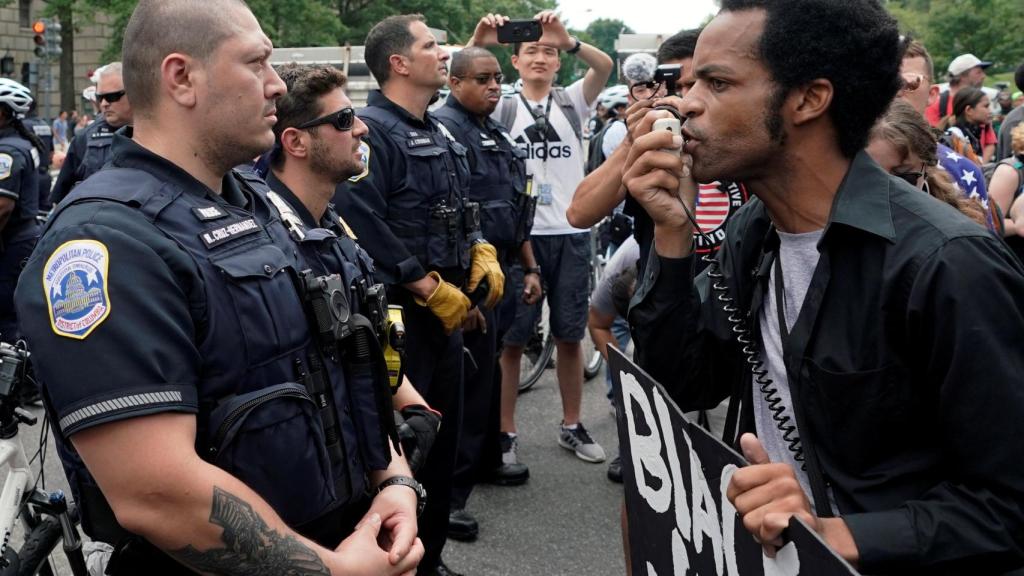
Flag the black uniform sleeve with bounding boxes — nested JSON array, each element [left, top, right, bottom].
[[844, 235, 1024, 573], [14, 203, 201, 438], [627, 243, 743, 412], [50, 134, 87, 205], [0, 148, 28, 205], [334, 125, 427, 285]]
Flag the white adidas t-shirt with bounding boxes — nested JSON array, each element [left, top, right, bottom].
[[492, 80, 595, 235]]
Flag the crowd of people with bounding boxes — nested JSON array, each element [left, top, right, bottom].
[[0, 0, 1020, 574]]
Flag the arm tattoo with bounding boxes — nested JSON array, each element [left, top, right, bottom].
[[171, 487, 330, 575]]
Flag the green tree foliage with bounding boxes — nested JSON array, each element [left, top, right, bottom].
[[886, 0, 1024, 80]]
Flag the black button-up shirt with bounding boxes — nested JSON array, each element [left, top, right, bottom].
[[629, 151, 1024, 574]]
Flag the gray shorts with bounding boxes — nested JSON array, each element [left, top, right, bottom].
[[503, 233, 591, 346]]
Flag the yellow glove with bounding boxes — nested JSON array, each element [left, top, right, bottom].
[[415, 271, 471, 334], [467, 242, 506, 309]]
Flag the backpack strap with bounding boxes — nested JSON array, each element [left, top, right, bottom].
[[498, 95, 518, 131], [551, 87, 583, 143]]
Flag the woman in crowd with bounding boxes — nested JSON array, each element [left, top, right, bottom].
[[939, 87, 994, 163], [868, 99, 988, 228]]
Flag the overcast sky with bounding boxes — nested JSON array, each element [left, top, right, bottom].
[[557, 0, 719, 35]]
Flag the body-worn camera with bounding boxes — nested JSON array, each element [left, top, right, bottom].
[[299, 270, 352, 343], [430, 203, 462, 240]]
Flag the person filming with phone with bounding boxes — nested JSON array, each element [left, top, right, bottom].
[[623, 0, 1024, 573], [467, 12, 614, 470]]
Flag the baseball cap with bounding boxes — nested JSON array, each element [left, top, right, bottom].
[[948, 53, 992, 77]]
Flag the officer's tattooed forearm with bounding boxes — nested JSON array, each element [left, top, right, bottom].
[[171, 487, 330, 576]]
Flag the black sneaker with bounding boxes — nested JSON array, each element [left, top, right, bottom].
[[607, 454, 623, 483], [447, 508, 479, 541], [487, 432, 529, 485]]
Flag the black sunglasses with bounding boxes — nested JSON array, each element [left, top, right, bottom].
[[96, 90, 126, 104], [893, 169, 926, 187], [297, 107, 355, 132], [455, 73, 504, 85]]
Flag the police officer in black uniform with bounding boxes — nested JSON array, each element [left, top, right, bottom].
[[21, 100, 54, 213], [50, 62, 134, 206], [264, 62, 443, 480], [335, 15, 505, 576], [15, 3, 422, 575], [434, 47, 537, 541], [0, 79, 44, 344]]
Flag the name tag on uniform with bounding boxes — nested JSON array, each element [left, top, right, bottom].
[[407, 137, 433, 148], [192, 205, 229, 221], [480, 133, 498, 148], [199, 217, 260, 249]]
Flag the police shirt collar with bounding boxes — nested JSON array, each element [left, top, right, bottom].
[[265, 171, 318, 229], [109, 133, 249, 208], [823, 150, 896, 242], [367, 90, 432, 129], [442, 95, 487, 126]]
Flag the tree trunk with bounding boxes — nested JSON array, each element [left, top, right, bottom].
[[58, 4, 75, 114]]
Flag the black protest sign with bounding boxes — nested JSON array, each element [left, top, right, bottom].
[[609, 348, 859, 576]]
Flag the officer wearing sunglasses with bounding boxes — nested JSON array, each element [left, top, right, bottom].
[[51, 62, 134, 205]]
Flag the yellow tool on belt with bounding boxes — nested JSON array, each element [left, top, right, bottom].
[[383, 305, 406, 392]]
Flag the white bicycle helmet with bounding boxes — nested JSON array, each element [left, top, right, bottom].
[[0, 79, 33, 116]]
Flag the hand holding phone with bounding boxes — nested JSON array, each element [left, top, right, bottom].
[[497, 20, 542, 44]]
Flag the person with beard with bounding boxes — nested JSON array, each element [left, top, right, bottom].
[[14, 1, 424, 574], [624, 0, 1024, 572], [433, 46, 537, 543], [335, 15, 505, 576], [51, 62, 135, 205]]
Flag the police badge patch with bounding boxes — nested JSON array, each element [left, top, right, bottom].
[[43, 240, 111, 339], [348, 141, 371, 183], [0, 153, 13, 180]]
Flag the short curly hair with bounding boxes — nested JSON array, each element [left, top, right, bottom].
[[271, 63, 347, 167], [719, 0, 903, 158]]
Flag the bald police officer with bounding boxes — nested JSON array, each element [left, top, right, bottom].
[[16, 2, 422, 574], [434, 46, 538, 540]]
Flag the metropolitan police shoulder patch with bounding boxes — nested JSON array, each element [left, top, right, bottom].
[[43, 239, 111, 339], [0, 153, 13, 180], [348, 141, 371, 183]]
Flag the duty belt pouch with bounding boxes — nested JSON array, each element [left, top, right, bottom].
[[204, 382, 339, 527], [427, 204, 461, 270], [341, 314, 399, 470], [515, 177, 538, 245]]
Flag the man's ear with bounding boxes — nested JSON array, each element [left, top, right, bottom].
[[928, 84, 940, 107], [790, 79, 833, 126], [162, 52, 198, 108], [389, 54, 410, 79], [280, 127, 308, 160]]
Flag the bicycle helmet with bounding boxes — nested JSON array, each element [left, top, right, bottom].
[[0, 79, 33, 116]]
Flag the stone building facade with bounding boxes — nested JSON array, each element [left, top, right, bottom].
[[0, 0, 115, 120]]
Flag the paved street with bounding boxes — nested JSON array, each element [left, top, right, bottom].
[[446, 362, 627, 576], [15, 357, 627, 575]]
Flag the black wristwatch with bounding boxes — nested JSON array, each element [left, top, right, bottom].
[[377, 475, 427, 516], [524, 266, 541, 277], [566, 36, 582, 55]]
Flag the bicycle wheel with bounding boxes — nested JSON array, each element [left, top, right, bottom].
[[14, 516, 61, 576], [518, 317, 554, 393]]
